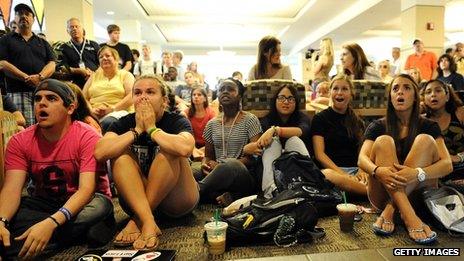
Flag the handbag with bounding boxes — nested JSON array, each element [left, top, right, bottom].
[[423, 185, 464, 234]]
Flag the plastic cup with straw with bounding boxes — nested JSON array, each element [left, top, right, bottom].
[[214, 209, 220, 235], [342, 191, 347, 206]]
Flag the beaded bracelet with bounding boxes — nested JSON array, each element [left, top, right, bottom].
[[59, 207, 72, 221]]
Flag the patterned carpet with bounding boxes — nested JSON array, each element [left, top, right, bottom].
[[45, 199, 458, 260]]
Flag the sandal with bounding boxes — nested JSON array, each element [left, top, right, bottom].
[[133, 234, 159, 251], [408, 224, 437, 245], [113, 229, 141, 247], [372, 216, 395, 236]]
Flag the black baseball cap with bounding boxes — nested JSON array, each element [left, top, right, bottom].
[[14, 4, 34, 17], [413, 39, 422, 45]]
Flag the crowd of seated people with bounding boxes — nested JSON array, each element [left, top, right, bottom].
[[2, 3, 464, 258]]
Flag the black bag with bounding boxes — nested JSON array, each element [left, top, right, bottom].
[[273, 151, 343, 216], [223, 182, 325, 247]]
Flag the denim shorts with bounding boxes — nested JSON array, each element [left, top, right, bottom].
[[340, 167, 358, 176]]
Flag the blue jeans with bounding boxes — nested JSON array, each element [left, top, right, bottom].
[[340, 167, 359, 176], [261, 136, 310, 198], [1, 193, 114, 258]]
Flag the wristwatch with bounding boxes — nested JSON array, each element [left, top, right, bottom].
[[0, 217, 9, 228], [416, 167, 426, 182]]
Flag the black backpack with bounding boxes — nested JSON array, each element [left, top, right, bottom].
[[273, 151, 343, 216], [223, 182, 325, 247]]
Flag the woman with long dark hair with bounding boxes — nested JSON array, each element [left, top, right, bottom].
[[184, 87, 216, 149], [341, 43, 380, 80], [423, 79, 464, 181], [199, 78, 261, 206], [67, 82, 102, 133], [436, 54, 464, 91], [358, 74, 452, 244], [311, 74, 367, 196], [248, 36, 292, 80], [183, 87, 216, 180], [244, 84, 311, 198]]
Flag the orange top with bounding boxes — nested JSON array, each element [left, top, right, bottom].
[[404, 51, 437, 81]]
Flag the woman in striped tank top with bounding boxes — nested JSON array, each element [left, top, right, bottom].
[[199, 78, 262, 206]]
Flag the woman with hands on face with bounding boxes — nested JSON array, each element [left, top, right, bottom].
[[199, 78, 262, 206], [243, 84, 310, 198], [358, 74, 452, 244], [95, 75, 198, 251]]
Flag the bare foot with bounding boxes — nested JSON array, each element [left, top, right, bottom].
[[114, 219, 141, 246]]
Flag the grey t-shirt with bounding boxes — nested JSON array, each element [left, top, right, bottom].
[[203, 112, 262, 163], [175, 85, 192, 103]]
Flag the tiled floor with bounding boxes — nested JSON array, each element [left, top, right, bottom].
[[235, 241, 464, 261]]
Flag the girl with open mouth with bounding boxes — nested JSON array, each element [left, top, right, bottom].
[[423, 80, 464, 187], [358, 74, 452, 244], [311, 74, 367, 197]]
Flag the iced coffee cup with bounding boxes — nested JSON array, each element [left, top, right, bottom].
[[336, 203, 357, 232], [204, 221, 228, 255]]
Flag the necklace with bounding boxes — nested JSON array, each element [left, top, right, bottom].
[[221, 111, 241, 159]]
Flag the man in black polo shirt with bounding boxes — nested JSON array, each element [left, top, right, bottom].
[[0, 3, 55, 126], [100, 24, 133, 72], [61, 17, 100, 88]]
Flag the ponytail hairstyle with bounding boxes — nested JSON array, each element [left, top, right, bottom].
[[329, 74, 365, 143]]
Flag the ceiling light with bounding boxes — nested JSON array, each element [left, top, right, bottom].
[[207, 50, 236, 57], [106, 11, 115, 15]]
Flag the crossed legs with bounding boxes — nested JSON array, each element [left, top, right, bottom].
[[369, 134, 438, 241], [112, 150, 199, 249]]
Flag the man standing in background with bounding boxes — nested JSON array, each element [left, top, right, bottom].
[[133, 45, 156, 77], [390, 47, 402, 76], [100, 24, 133, 71], [404, 39, 437, 81], [172, 50, 185, 81], [0, 3, 55, 126], [61, 18, 100, 89], [155, 51, 173, 76]]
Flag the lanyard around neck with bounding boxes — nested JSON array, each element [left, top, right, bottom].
[[221, 111, 240, 159], [70, 39, 86, 61]]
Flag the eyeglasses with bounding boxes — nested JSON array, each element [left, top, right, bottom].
[[277, 95, 296, 104]]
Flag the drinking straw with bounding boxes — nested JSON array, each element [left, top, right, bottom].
[[214, 209, 219, 226], [342, 191, 347, 206]]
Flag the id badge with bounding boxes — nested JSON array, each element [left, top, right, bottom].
[[78, 61, 85, 69]]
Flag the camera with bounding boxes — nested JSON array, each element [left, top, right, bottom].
[[305, 48, 320, 60]]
